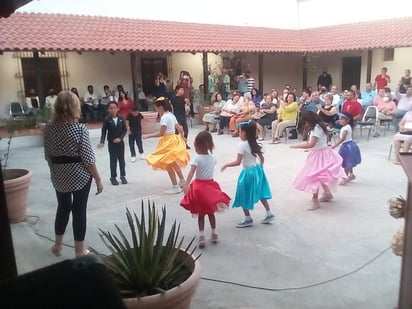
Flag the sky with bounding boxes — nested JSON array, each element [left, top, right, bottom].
[[17, 0, 412, 29]]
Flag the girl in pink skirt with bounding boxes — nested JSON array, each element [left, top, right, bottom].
[[290, 111, 346, 210], [180, 131, 231, 248]]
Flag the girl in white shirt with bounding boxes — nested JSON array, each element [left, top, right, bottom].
[[181, 131, 230, 248], [291, 111, 345, 210], [221, 121, 274, 228], [143, 97, 190, 194]]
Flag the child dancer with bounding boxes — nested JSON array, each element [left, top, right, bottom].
[[291, 111, 345, 210], [143, 97, 189, 194], [332, 112, 361, 184], [221, 121, 274, 228], [181, 131, 231, 248], [98, 102, 127, 185], [126, 105, 145, 162]]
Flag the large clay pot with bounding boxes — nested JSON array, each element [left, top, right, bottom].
[[140, 112, 159, 134], [4, 169, 32, 223], [123, 250, 201, 309]]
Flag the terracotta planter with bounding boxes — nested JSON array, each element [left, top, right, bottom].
[[140, 112, 159, 134], [123, 251, 201, 309], [4, 169, 32, 223]]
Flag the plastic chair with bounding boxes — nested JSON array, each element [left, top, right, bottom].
[[357, 106, 378, 141], [283, 113, 300, 143], [9, 102, 26, 120]]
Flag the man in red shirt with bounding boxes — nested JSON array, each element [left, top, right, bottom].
[[341, 90, 363, 121], [374, 67, 391, 90]]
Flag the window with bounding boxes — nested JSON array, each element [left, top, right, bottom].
[[383, 48, 394, 62], [21, 57, 62, 97]]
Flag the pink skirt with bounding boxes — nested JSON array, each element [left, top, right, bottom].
[[293, 147, 346, 193], [180, 179, 231, 215]]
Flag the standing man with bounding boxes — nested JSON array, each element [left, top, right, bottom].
[[245, 70, 255, 93], [317, 67, 333, 91], [170, 86, 191, 149], [374, 67, 391, 91]]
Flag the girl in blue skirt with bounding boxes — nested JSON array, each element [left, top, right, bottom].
[[221, 120, 274, 228], [332, 112, 362, 184]]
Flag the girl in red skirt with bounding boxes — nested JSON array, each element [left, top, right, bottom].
[[180, 131, 231, 248]]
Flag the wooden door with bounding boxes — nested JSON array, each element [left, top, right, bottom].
[[140, 58, 168, 97], [341, 57, 361, 91]]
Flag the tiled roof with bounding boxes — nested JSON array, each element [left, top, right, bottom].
[[0, 13, 411, 53]]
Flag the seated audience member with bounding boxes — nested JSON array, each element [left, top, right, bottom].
[[45, 89, 57, 110], [251, 87, 262, 107], [372, 88, 386, 107], [329, 85, 341, 107], [341, 90, 363, 121], [25, 88, 40, 115], [270, 93, 298, 144], [393, 85, 412, 132], [100, 85, 114, 119], [399, 69, 411, 94], [83, 85, 99, 122], [229, 92, 256, 137], [373, 92, 396, 136], [303, 91, 324, 113], [256, 93, 277, 140], [299, 88, 311, 107], [202, 92, 225, 132], [361, 83, 376, 111], [218, 91, 241, 135], [317, 94, 337, 128], [393, 110, 412, 164]]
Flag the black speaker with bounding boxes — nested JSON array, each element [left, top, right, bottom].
[[0, 255, 125, 309]]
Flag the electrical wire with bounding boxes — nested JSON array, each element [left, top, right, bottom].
[[26, 215, 392, 291]]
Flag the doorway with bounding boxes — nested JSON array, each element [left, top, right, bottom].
[[141, 58, 168, 96], [341, 57, 361, 91]]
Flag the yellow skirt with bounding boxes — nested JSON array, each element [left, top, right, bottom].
[[145, 134, 190, 170]]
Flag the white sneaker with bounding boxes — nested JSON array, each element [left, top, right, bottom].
[[131, 157, 136, 162], [165, 185, 182, 194], [139, 153, 145, 160]]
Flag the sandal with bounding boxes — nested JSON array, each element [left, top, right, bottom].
[[51, 245, 62, 257]]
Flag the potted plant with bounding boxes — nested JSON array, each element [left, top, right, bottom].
[[1, 117, 32, 223], [91, 200, 201, 309]]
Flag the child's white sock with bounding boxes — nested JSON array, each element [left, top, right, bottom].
[[266, 210, 273, 216], [211, 228, 216, 235], [245, 215, 252, 221], [199, 230, 204, 237]]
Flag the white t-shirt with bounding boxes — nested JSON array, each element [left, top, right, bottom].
[[340, 124, 352, 143], [191, 154, 216, 180], [310, 124, 328, 149], [160, 112, 178, 134], [238, 141, 257, 169]]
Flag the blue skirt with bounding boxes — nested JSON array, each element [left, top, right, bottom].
[[232, 164, 272, 210], [339, 141, 361, 169]]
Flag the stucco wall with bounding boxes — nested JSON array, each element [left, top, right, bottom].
[[66, 51, 132, 98]]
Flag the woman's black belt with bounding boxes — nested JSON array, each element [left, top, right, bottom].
[[50, 156, 82, 164]]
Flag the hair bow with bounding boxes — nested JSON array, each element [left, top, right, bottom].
[[236, 120, 252, 128]]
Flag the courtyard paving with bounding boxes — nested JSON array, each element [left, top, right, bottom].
[[6, 123, 406, 309]]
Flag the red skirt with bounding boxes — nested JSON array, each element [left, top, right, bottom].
[[180, 179, 231, 215]]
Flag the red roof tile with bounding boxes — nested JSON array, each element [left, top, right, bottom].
[[0, 13, 411, 53]]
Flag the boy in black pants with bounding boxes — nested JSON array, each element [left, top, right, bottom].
[[98, 102, 127, 185], [126, 105, 145, 162], [170, 86, 191, 149]]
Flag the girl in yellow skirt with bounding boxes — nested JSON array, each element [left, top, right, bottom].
[[143, 97, 190, 194]]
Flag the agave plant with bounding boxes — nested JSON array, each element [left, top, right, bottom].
[[92, 200, 199, 298]]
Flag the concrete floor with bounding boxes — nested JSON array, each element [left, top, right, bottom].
[[6, 123, 405, 309]]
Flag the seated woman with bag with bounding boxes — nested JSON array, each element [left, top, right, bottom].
[[228, 93, 256, 137], [393, 110, 412, 164], [256, 93, 277, 140]]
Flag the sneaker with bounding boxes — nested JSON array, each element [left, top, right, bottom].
[[235, 218, 253, 228], [307, 199, 320, 211], [198, 235, 206, 248], [339, 177, 350, 185], [165, 185, 182, 194], [110, 178, 119, 185], [319, 192, 334, 202], [178, 178, 185, 188], [211, 233, 218, 243], [348, 174, 356, 182], [218, 130, 224, 135], [120, 176, 128, 184], [139, 153, 145, 160], [261, 213, 275, 224], [373, 132, 380, 137], [131, 157, 136, 162]]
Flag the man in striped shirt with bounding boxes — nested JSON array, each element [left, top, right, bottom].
[[246, 71, 255, 93]]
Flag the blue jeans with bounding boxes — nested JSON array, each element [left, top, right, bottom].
[[393, 110, 407, 132]]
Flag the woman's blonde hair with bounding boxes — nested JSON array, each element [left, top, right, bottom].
[[52, 90, 81, 123]]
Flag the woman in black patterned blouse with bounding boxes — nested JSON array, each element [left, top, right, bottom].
[[44, 90, 103, 257]]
